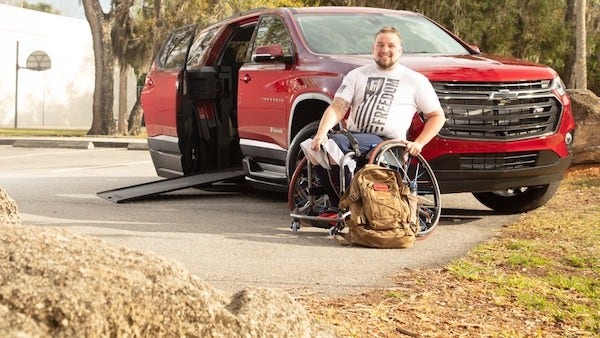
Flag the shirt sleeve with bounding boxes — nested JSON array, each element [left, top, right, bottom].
[[414, 74, 442, 114], [334, 69, 359, 104]]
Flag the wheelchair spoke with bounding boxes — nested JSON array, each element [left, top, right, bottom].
[[370, 141, 441, 236]]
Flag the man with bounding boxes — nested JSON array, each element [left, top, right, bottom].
[[301, 26, 446, 207]]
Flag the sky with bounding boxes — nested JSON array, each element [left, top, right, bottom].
[[1, 0, 110, 19]]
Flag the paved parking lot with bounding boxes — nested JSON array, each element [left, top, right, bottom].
[[1, 143, 516, 295]]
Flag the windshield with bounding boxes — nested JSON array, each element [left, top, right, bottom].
[[295, 12, 469, 55]]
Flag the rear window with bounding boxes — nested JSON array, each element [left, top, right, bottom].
[[187, 27, 220, 69], [158, 25, 196, 69], [295, 13, 469, 55]]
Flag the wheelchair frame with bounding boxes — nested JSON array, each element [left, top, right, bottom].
[[288, 140, 441, 237]]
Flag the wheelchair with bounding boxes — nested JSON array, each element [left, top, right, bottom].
[[288, 139, 441, 238]]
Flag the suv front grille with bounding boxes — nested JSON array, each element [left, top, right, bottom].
[[432, 81, 562, 140], [460, 152, 538, 170]]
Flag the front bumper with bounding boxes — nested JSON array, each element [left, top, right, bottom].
[[429, 150, 572, 193]]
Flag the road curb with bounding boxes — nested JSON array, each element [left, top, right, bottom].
[[126, 142, 149, 151], [12, 139, 95, 149]]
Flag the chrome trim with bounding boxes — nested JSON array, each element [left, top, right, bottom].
[[239, 138, 286, 151], [432, 81, 562, 141]]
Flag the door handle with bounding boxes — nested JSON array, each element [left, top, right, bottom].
[[242, 74, 251, 83]]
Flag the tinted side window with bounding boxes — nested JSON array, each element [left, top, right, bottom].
[[252, 16, 293, 57], [187, 27, 220, 69], [157, 25, 196, 69]]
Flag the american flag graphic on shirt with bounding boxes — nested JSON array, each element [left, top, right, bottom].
[[354, 77, 400, 134]]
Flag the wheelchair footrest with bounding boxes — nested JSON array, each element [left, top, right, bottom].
[[289, 210, 351, 223]]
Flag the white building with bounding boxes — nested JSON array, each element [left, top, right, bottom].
[[0, 4, 135, 129]]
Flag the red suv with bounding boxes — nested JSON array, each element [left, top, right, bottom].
[[140, 6, 575, 213]]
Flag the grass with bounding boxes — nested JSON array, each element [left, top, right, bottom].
[[0, 128, 147, 138], [0, 128, 88, 137], [300, 164, 600, 337]]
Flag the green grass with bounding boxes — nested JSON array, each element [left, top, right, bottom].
[[447, 166, 600, 334], [0, 128, 88, 137]]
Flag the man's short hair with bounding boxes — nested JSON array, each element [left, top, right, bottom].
[[375, 26, 402, 41]]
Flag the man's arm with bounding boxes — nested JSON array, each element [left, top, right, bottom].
[[406, 108, 445, 156], [310, 97, 350, 151]]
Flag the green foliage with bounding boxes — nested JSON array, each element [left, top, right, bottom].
[[0, 128, 87, 137], [124, 0, 600, 95], [320, 0, 599, 94], [205, 0, 308, 22], [20, 1, 60, 15]]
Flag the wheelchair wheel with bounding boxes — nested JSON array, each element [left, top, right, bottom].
[[368, 140, 441, 237], [288, 157, 337, 229]]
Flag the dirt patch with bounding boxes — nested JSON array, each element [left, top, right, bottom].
[[298, 165, 599, 337]]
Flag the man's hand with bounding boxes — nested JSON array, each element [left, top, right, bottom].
[[405, 140, 424, 156], [310, 133, 327, 151]]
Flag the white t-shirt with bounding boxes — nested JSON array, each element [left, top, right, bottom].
[[335, 63, 442, 140]]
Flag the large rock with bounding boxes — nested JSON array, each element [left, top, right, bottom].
[[0, 189, 333, 338], [0, 188, 20, 227], [567, 89, 600, 164]]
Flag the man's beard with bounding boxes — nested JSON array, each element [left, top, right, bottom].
[[375, 56, 397, 69]]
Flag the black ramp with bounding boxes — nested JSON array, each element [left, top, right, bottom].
[[97, 169, 245, 203]]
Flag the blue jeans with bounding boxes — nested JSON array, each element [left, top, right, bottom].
[[316, 132, 383, 207], [327, 132, 383, 157]]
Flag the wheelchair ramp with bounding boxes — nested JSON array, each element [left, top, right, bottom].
[[97, 169, 245, 203]]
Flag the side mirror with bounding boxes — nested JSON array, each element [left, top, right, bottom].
[[468, 44, 481, 53], [252, 44, 290, 63]]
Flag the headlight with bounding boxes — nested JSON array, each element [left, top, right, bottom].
[[551, 76, 567, 96]]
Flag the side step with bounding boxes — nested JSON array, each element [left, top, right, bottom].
[[97, 169, 245, 203]]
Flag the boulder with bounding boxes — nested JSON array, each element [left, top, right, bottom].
[[567, 89, 600, 164], [0, 189, 334, 338], [0, 188, 20, 227]]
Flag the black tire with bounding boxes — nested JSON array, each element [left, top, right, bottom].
[[286, 121, 320, 181], [472, 181, 561, 214]]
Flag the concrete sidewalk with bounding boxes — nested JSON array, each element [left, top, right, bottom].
[[0, 136, 148, 150]]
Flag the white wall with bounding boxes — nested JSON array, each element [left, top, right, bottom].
[[0, 4, 136, 129]]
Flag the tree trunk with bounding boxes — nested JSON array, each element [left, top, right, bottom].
[[127, 99, 144, 136], [82, 0, 116, 135], [574, 0, 588, 89], [118, 63, 128, 134]]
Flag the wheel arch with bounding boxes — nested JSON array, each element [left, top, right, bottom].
[[288, 93, 331, 145], [285, 93, 331, 180]]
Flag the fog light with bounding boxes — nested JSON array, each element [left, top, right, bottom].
[[565, 132, 574, 146]]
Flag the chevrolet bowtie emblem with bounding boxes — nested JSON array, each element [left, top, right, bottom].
[[489, 89, 519, 105]]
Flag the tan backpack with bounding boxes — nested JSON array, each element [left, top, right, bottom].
[[338, 164, 419, 248]]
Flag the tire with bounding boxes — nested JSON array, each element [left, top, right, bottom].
[[288, 157, 334, 229], [472, 181, 561, 214], [286, 121, 320, 181]]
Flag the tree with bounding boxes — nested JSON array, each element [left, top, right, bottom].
[[112, 2, 131, 134], [574, 0, 588, 89], [21, 1, 61, 14], [81, 0, 134, 135]]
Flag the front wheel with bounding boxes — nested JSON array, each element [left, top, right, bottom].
[[472, 181, 561, 214]]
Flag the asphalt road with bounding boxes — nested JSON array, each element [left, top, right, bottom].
[[0, 143, 518, 296]]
